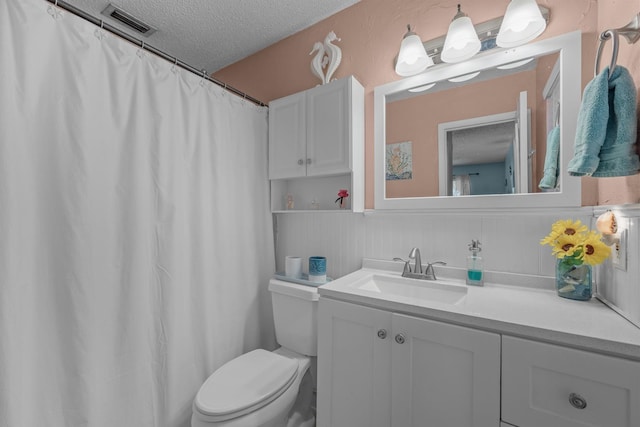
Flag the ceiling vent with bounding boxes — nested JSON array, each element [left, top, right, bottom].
[[101, 4, 157, 36]]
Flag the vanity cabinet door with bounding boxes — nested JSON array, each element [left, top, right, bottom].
[[317, 298, 392, 427], [502, 336, 640, 427], [391, 314, 501, 427], [268, 91, 306, 179]]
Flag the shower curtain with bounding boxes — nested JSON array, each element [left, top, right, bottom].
[[0, 1, 275, 426]]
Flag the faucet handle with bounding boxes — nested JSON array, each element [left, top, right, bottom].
[[425, 261, 447, 280], [393, 257, 411, 275]]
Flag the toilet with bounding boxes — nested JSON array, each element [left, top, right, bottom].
[[191, 279, 318, 427]]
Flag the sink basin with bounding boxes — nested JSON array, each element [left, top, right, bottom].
[[350, 274, 467, 305]]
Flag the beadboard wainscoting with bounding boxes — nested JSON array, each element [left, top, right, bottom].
[[595, 205, 640, 328], [274, 207, 595, 281]]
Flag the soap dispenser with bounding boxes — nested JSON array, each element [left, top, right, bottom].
[[467, 239, 484, 286]]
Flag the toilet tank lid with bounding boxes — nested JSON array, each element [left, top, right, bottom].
[[195, 349, 298, 417], [269, 279, 319, 301]]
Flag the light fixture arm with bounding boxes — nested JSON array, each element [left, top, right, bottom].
[[453, 4, 466, 21]]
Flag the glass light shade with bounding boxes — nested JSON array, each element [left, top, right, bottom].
[[409, 82, 436, 92], [441, 15, 481, 63], [496, 0, 547, 48], [395, 32, 433, 76], [448, 71, 480, 82], [497, 57, 534, 69]]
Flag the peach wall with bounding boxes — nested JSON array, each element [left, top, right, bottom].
[[214, 0, 607, 208]]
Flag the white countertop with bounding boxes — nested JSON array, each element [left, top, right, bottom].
[[318, 259, 640, 361]]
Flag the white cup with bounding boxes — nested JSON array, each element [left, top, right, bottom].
[[285, 256, 302, 279]]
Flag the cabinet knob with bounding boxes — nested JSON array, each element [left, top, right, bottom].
[[395, 333, 406, 344], [377, 329, 387, 339], [306, 158, 312, 165], [568, 393, 587, 410], [297, 159, 304, 165]]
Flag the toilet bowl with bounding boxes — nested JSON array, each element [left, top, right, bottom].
[[191, 279, 318, 427]]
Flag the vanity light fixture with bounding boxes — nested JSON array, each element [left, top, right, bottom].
[[392, 4, 548, 74], [395, 25, 434, 76], [497, 57, 535, 69], [408, 82, 437, 92], [441, 4, 481, 63], [496, 0, 547, 48], [448, 71, 480, 82]]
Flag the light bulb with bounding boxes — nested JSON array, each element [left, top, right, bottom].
[[395, 25, 434, 76], [497, 0, 547, 48], [441, 4, 481, 63]]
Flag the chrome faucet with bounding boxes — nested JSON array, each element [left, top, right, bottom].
[[409, 247, 422, 274], [394, 248, 446, 281]]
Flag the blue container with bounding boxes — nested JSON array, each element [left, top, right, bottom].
[[309, 256, 327, 283]]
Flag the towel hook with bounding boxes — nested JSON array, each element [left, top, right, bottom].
[[594, 12, 640, 78]]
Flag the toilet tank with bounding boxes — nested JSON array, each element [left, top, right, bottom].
[[268, 279, 319, 356]]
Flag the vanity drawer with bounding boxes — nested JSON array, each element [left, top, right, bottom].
[[502, 336, 640, 427]]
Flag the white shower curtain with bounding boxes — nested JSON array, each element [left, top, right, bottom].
[[0, 1, 275, 426]]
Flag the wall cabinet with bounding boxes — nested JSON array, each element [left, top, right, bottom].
[[316, 298, 501, 427], [269, 76, 364, 212]]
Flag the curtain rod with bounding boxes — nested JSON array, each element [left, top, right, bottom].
[[44, 0, 267, 107]]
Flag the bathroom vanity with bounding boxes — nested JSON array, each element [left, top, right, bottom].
[[316, 259, 640, 427]]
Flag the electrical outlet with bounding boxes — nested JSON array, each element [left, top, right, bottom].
[[612, 228, 627, 271]]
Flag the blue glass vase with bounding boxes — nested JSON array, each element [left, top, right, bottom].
[[555, 258, 592, 301]]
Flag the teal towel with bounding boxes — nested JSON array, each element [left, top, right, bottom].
[[568, 66, 639, 177], [539, 126, 560, 189]]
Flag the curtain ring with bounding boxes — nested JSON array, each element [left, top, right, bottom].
[[54, 0, 58, 6], [100, 20, 104, 29], [595, 29, 619, 78]]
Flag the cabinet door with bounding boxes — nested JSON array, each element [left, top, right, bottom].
[[502, 336, 640, 427], [268, 92, 306, 179], [306, 79, 351, 177], [317, 298, 392, 427], [391, 314, 501, 427]]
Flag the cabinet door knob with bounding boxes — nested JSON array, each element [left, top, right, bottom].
[[306, 158, 312, 165], [377, 329, 387, 339], [568, 393, 587, 410], [297, 159, 304, 165], [395, 333, 406, 344]]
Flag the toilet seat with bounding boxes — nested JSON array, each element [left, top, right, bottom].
[[194, 349, 299, 422]]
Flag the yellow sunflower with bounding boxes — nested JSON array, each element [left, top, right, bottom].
[[551, 234, 582, 259], [580, 231, 611, 265], [540, 219, 588, 247], [552, 219, 588, 237]]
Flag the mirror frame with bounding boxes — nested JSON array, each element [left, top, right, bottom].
[[374, 31, 581, 210]]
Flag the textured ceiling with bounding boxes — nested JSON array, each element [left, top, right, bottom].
[[63, 0, 360, 73]]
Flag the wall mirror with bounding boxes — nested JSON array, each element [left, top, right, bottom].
[[374, 31, 582, 210]]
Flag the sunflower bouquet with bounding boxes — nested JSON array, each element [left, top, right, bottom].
[[540, 219, 611, 266], [541, 219, 611, 300]]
